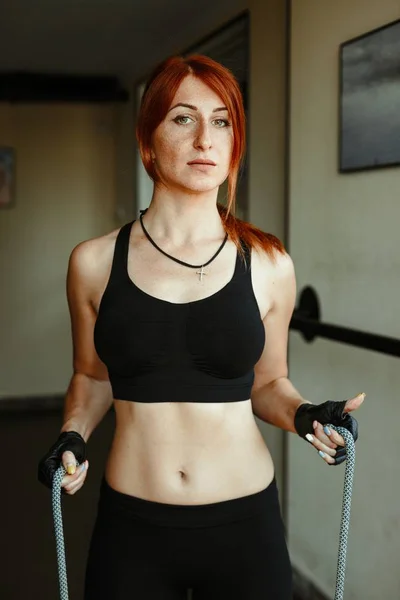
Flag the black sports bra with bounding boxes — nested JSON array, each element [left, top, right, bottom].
[[93, 221, 265, 403]]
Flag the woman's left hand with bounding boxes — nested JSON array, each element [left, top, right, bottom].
[[306, 393, 365, 465]]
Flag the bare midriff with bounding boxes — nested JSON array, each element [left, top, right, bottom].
[[104, 398, 274, 505]]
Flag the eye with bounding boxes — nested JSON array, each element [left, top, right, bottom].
[[213, 118, 230, 128], [174, 115, 193, 125]]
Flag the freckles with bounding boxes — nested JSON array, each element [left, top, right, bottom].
[[162, 129, 177, 144], [156, 135, 179, 161], [159, 146, 181, 169]]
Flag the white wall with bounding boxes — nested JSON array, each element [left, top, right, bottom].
[[288, 2, 400, 598], [0, 104, 118, 397]]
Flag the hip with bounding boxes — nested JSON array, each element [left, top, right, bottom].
[[97, 474, 280, 528], [85, 476, 292, 598]]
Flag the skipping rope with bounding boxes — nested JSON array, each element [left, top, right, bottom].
[[51, 424, 355, 600]]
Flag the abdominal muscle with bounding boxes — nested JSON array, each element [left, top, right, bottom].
[[104, 398, 275, 505]]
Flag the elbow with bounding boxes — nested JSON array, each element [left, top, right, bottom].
[[251, 374, 288, 398], [71, 366, 109, 385]]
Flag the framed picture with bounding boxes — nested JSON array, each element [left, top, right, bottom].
[[0, 146, 16, 208], [339, 19, 400, 173]]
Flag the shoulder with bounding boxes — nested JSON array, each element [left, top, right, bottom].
[[251, 241, 296, 310], [67, 223, 126, 291], [250, 233, 294, 278]]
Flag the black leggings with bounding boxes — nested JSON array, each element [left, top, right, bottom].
[[85, 477, 293, 599]]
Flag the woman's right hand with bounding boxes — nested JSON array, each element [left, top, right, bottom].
[[38, 430, 88, 494], [60, 450, 89, 495]]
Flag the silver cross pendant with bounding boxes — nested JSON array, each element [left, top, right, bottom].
[[196, 265, 207, 282]]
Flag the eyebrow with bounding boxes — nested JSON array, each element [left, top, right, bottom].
[[168, 102, 228, 113]]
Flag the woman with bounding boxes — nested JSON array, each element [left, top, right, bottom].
[[38, 55, 363, 599]]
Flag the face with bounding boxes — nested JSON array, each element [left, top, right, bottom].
[[151, 75, 233, 194]]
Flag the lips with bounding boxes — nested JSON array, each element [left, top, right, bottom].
[[187, 159, 216, 166]]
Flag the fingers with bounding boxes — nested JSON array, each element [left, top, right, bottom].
[[62, 460, 89, 495], [343, 392, 366, 413], [306, 422, 339, 465], [315, 421, 345, 447], [62, 450, 78, 475], [305, 433, 336, 464], [312, 421, 338, 448], [313, 418, 348, 446]]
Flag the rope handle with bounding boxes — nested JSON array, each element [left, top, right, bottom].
[[328, 424, 356, 600], [52, 465, 70, 600]]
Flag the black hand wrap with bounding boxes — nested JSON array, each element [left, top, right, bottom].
[[38, 431, 87, 489], [294, 400, 358, 466]]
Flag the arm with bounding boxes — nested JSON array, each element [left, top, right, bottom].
[[250, 252, 311, 432], [250, 251, 363, 465], [61, 240, 113, 443]]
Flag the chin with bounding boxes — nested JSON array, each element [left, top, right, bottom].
[[160, 170, 227, 194], [183, 175, 225, 194]]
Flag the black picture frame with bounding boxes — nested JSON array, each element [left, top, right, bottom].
[[339, 18, 400, 173]]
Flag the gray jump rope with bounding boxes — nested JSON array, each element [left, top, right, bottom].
[[51, 425, 355, 600]]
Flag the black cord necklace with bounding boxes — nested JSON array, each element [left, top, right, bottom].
[[139, 208, 229, 282]]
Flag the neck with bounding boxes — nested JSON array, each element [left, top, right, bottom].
[[142, 187, 226, 247]]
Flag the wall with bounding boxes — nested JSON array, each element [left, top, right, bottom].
[[0, 103, 118, 398], [288, 1, 400, 598]]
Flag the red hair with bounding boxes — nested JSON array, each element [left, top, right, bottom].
[[136, 54, 285, 261]]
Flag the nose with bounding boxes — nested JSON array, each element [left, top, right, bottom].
[[194, 121, 212, 151]]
